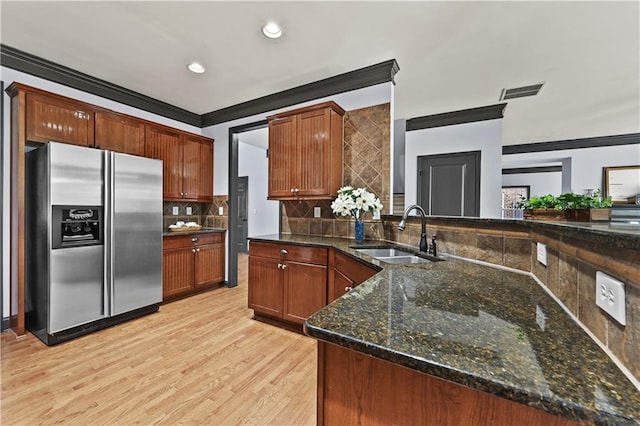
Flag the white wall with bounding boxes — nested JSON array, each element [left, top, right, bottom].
[[238, 142, 279, 237], [502, 144, 640, 195], [502, 172, 562, 197], [1, 66, 204, 319], [404, 119, 503, 218]]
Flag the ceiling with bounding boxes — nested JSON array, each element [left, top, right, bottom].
[[1, 1, 638, 145]]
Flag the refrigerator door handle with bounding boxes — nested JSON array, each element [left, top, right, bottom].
[[104, 151, 114, 317]]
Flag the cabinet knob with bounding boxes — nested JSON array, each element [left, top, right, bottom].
[[280, 249, 288, 255], [281, 264, 287, 269], [192, 248, 196, 253], [277, 263, 282, 269], [290, 188, 295, 193], [191, 237, 199, 242], [345, 286, 353, 292], [196, 248, 200, 252]]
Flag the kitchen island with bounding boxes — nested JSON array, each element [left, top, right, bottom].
[[248, 231, 640, 425]]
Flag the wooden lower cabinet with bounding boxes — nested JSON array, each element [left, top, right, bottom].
[[248, 241, 327, 325], [163, 232, 225, 301], [318, 342, 580, 426], [330, 251, 379, 302]]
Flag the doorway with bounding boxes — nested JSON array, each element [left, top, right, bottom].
[[417, 151, 480, 217], [237, 176, 249, 253]]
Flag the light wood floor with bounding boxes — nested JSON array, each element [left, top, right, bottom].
[[0, 254, 317, 425]]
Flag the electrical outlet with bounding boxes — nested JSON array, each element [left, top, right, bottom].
[[218, 206, 224, 215], [596, 272, 626, 325], [536, 242, 547, 266], [535, 305, 546, 331], [172, 206, 179, 215], [186, 207, 192, 215], [314, 207, 321, 218]]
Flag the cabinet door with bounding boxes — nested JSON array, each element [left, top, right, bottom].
[[163, 247, 195, 300], [248, 256, 283, 318], [145, 126, 183, 199], [182, 135, 213, 201], [26, 93, 94, 146], [296, 108, 331, 196], [268, 116, 296, 198], [330, 269, 356, 303], [283, 261, 327, 324], [195, 243, 225, 287], [95, 111, 145, 156]]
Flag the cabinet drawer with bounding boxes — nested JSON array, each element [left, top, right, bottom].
[[163, 232, 224, 249], [250, 241, 327, 265], [335, 251, 379, 285]]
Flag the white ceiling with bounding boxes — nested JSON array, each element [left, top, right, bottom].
[[1, 1, 638, 145]]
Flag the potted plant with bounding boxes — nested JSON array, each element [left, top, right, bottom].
[[517, 190, 612, 222]]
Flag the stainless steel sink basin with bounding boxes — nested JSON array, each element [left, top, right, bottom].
[[352, 246, 444, 263], [353, 248, 415, 258]]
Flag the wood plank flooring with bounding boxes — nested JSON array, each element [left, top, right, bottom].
[[0, 254, 317, 425]]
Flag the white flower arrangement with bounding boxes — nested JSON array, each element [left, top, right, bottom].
[[331, 186, 383, 221]]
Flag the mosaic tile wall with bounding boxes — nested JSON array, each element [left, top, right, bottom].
[[162, 196, 228, 230], [281, 103, 391, 239]]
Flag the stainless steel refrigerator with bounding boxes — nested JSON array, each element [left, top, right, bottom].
[[25, 142, 162, 345]]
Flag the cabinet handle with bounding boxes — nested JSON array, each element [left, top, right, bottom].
[[280, 249, 288, 255], [277, 263, 282, 269], [196, 248, 200, 252], [290, 188, 295, 193], [192, 237, 199, 242], [281, 264, 287, 269], [192, 248, 196, 253], [345, 286, 353, 292]]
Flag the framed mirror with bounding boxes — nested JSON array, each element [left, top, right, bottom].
[[603, 165, 640, 204]]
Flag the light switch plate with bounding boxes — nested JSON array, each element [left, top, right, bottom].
[[536, 242, 547, 266], [596, 272, 626, 326], [219, 206, 224, 215], [172, 206, 179, 215], [314, 207, 321, 218], [186, 207, 192, 215]]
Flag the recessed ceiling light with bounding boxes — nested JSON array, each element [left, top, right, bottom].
[[187, 62, 205, 74], [262, 22, 283, 39]]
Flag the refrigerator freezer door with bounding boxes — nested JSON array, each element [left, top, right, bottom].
[[49, 142, 103, 206], [50, 245, 105, 332], [110, 153, 163, 315]]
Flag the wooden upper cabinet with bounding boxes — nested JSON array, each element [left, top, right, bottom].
[[145, 125, 214, 201], [267, 101, 345, 200], [95, 111, 145, 156], [26, 93, 94, 146], [145, 125, 184, 199]]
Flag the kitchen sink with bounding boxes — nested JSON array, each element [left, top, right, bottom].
[[352, 246, 444, 263]]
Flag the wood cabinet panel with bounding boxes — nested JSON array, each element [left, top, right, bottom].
[[330, 252, 379, 303], [26, 93, 94, 146], [182, 135, 200, 200], [145, 126, 183, 199], [331, 269, 355, 302], [249, 241, 328, 265], [283, 261, 327, 324], [248, 255, 283, 318], [195, 244, 225, 287], [267, 101, 344, 200], [268, 116, 296, 199], [199, 137, 214, 200], [95, 111, 145, 156], [163, 248, 195, 299], [319, 342, 579, 426], [297, 108, 330, 196]]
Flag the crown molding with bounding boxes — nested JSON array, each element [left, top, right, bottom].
[[1, 44, 202, 127], [201, 59, 400, 127], [406, 103, 507, 131], [503, 133, 640, 155]]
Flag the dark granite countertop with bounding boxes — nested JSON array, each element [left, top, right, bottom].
[[249, 234, 640, 425], [162, 227, 226, 237]]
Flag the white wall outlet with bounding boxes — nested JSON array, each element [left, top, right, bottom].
[[314, 207, 321, 218], [186, 207, 192, 215], [536, 242, 547, 266], [373, 211, 381, 220], [596, 272, 626, 326], [535, 305, 546, 331], [172, 206, 179, 215], [218, 206, 224, 215]]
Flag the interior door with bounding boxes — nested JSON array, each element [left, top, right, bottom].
[[418, 151, 480, 217], [237, 176, 249, 253]]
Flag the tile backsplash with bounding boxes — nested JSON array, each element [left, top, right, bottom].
[[162, 196, 228, 230]]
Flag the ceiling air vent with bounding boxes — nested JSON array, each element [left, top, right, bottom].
[[499, 83, 544, 101]]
